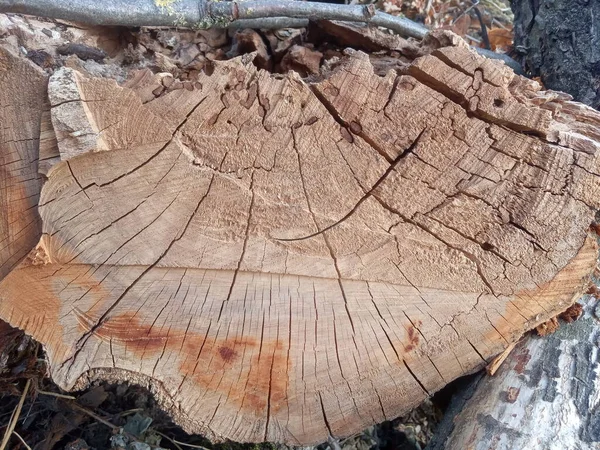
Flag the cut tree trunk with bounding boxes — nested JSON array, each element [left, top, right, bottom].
[[2, 27, 600, 445], [426, 298, 600, 450], [512, 0, 600, 108], [0, 48, 46, 280]]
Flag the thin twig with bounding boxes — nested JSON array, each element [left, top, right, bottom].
[[154, 431, 184, 450], [0, 378, 31, 450], [170, 439, 211, 450], [36, 389, 77, 400], [155, 432, 212, 450], [328, 436, 342, 450], [492, 18, 509, 29], [473, 6, 490, 50], [12, 432, 32, 450], [117, 408, 145, 417], [452, 0, 479, 25], [68, 402, 119, 431], [50, 397, 167, 450]]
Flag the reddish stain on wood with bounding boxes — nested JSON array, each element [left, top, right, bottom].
[[218, 346, 237, 362], [78, 310, 290, 416], [404, 320, 422, 352]]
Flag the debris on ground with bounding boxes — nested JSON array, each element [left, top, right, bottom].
[[535, 317, 560, 336], [536, 302, 585, 336], [559, 303, 584, 324]]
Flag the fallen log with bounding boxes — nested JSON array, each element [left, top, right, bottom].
[[426, 299, 600, 450], [2, 23, 600, 445]]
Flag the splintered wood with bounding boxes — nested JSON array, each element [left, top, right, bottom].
[[2, 35, 600, 445]]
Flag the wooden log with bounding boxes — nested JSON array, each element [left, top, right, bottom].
[[2, 30, 600, 445], [0, 47, 46, 280], [427, 298, 600, 450]]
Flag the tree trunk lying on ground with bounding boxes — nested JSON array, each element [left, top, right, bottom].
[[427, 297, 600, 450], [2, 20, 600, 445]]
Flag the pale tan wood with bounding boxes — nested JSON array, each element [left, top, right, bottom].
[[486, 341, 518, 376], [0, 47, 46, 280], [1, 35, 600, 445], [39, 103, 60, 176]]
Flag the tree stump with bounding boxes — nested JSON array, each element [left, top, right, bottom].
[[2, 30, 600, 445]]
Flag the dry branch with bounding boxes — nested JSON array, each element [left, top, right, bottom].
[[0, 0, 428, 38]]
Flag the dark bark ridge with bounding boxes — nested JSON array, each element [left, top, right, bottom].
[[512, 0, 600, 108]]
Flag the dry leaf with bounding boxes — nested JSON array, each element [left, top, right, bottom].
[[452, 14, 472, 37], [487, 28, 513, 52]]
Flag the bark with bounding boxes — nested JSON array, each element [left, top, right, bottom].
[[427, 298, 600, 450], [512, 0, 600, 108], [2, 20, 600, 446]]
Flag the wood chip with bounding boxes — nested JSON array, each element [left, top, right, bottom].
[[487, 341, 518, 376]]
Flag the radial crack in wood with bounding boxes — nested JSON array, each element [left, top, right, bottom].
[[0, 47, 46, 281], [1, 36, 600, 445]]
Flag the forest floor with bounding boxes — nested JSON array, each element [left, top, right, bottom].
[[0, 1, 513, 449]]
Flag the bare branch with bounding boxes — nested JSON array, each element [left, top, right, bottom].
[[228, 17, 309, 30], [0, 0, 427, 38], [0, 1, 523, 76]]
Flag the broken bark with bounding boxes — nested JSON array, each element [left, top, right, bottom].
[[512, 0, 600, 108], [2, 28, 600, 445], [427, 298, 600, 450]]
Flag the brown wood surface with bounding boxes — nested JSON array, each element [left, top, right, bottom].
[[1, 33, 600, 444], [0, 47, 46, 280]]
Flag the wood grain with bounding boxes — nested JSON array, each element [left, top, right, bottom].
[[1, 36, 600, 444], [0, 47, 46, 280]]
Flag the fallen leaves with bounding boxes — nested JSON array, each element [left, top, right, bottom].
[[487, 28, 513, 51]]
